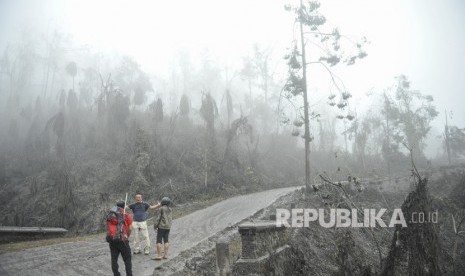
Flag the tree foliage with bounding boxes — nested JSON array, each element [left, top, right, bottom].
[[384, 75, 438, 157], [180, 94, 190, 117], [200, 92, 218, 131], [447, 126, 465, 159], [65, 61, 77, 78], [114, 56, 153, 107]]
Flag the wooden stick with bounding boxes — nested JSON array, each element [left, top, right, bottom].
[[123, 193, 128, 215]]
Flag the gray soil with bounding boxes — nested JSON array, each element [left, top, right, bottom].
[[0, 186, 299, 276]]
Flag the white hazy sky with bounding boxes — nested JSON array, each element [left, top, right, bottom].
[[1, 0, 465, 154]]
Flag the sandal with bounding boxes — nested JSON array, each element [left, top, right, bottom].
[[152, 256, 163, 260]]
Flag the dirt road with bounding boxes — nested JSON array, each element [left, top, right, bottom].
[[0, 186, 299, 276]]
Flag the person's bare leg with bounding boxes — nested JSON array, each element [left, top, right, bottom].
[[163, 243, 169, 258], [156, 243, 163, 258]]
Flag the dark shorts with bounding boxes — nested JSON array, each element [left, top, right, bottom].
[[156, 228, 170, 243]]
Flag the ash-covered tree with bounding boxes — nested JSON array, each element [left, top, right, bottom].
[[58, 88, 66, 109], [178, 49, 193, 95], [150, 98, 164, 123], [199, 92, 218, 188], [133, 87, 146, 107], [241, 45, 278, 134], [317, 116, 337, 153], [96, 76, 130, 146], [178, 94, 191, 130], [108, 91, 130, 130], [240, 57, 257, 110], [0, 34, 38, 109], [224, 89, 233, 128], [79, 67, 99, 107], [65, 61, 77, 92], [283, 0, 367, 192], [66, 88, 81, 148], [198, 50, 222, 98], [249, 45, 273, 105], [445, 126, 465, 160], [179, 94, 190, 118], [67, 89, 78, 111], [132, 71, 153, 107], [41, 30, 69, 98], [380, 92, 396, 180], [345, 115, 377, 170], [114, 56, 153, 108], [44, 112, 76, 227], [114, 56, 139, 93], [200, 92, 218, 147], [5, 119, 19, 150], [384, 75, 438, 161], [219, 116, 255, 188]]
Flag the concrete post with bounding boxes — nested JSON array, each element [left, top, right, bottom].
[[216, 237, 231, 276], [234, 220, 290, 275]]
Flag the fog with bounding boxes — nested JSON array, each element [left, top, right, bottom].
[[2, 0, 464, 154], [1, 0, 465, 233], [2, 1, 465, 275]]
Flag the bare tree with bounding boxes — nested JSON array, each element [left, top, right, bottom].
[[283, 0, 367, 193]]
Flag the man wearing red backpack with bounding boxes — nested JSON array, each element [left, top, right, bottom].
[[106, 201, 133, 276]]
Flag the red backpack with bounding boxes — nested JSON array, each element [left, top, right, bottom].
[[106, 206, 130, 242]]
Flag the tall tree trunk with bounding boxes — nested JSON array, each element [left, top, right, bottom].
[[299, 0, 311, 193], [42, 45, 52, 97], [204, 150, 208, 188], [384, 113, 392, 184], [444, 109, 452, 164], [50, 69, 56, 101], [264, 59, 268, 105], [248, 79, 253, 116], [343, 120, 348, 153]]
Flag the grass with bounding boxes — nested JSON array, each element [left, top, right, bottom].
[[228, 236, 243, 263], [0, 232, 104, 254]]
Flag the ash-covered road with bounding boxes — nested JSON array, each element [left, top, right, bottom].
[[0, 186, 299, 276]]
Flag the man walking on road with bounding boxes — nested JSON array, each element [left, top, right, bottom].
[[106, 201, 133, 276], [127, 194, 161, 255]]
